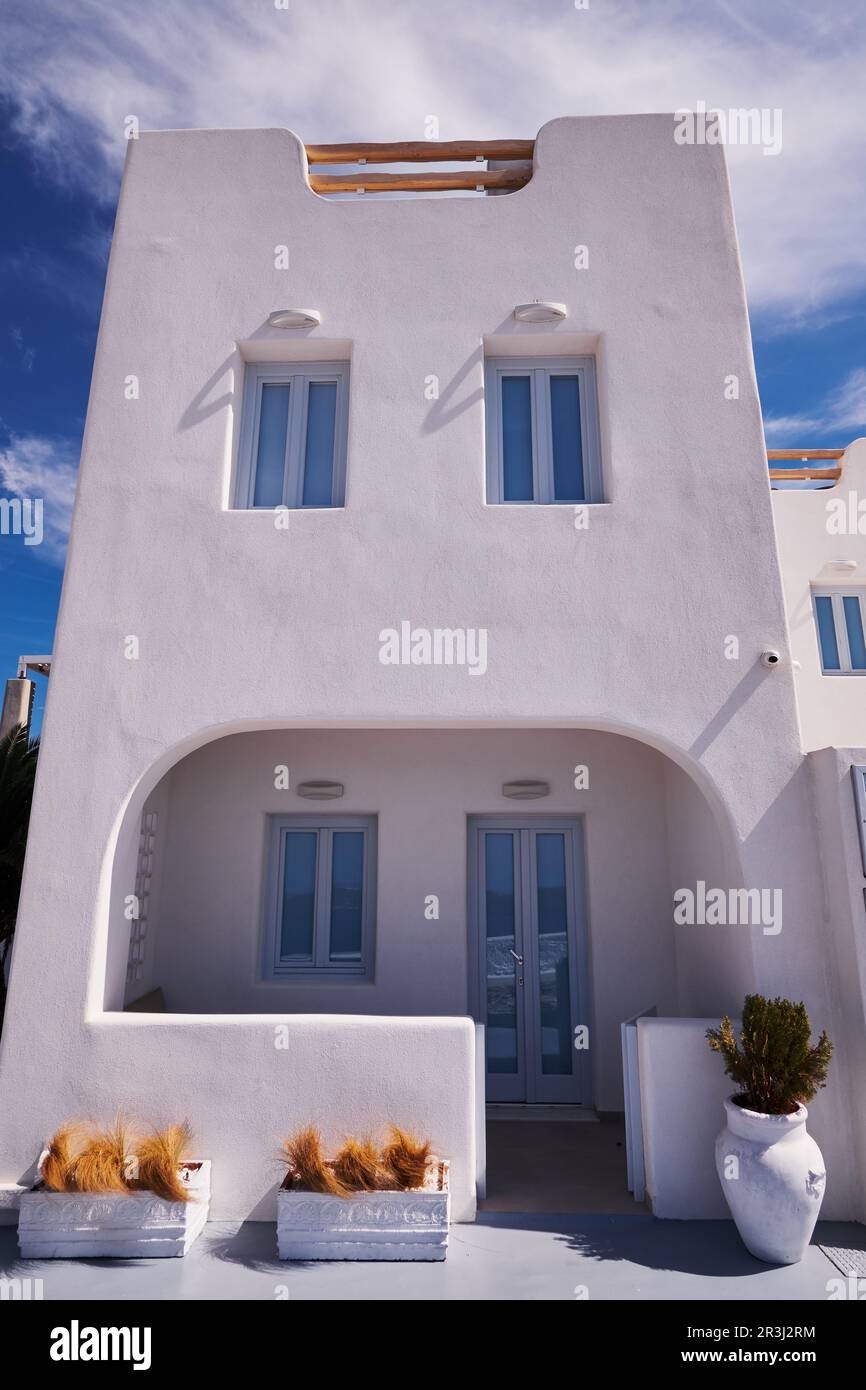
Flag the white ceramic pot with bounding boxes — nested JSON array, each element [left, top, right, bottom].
[[715, 1097, 826, 1264]]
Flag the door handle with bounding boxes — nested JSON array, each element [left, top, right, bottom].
[[510, 949, 524, 965]]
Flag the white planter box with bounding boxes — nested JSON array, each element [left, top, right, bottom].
[[278, 1159, 450, 1261], [17, 1161, 210, 1259]]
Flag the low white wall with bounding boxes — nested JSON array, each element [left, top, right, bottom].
[[8, 1013, 479, 1224], [638, 1016, 735, 1219]]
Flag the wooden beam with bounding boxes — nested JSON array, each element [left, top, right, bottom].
[[769, 467, 842, 481], [767, 449, 845, 460], [306, 140, 535, 165], [310, 167, 531, 194]]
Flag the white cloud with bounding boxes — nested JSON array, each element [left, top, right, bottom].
[[0, 435, 79, 565], [10, 326, 35, 372], [1, 0, 865, 317], [763, 368, 866, 443]]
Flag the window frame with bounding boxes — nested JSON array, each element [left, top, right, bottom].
[[235, 361, 350, 510], [811, 587, 866, 675], [852, 766, 866, 878], [484, 355, 602, 505], [261, 814, 376, 981]]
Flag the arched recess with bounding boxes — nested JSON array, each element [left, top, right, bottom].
[[96, 717, 753, 1096]]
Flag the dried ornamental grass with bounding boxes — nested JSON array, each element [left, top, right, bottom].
[[380, 1126, 432, 1190], [39, 1119, 197, 1196], [331, 1135, 391, 1192], [69, 1119, 133, 1195], [40, 1124, 86, 1193], [281, 1126, 352, 1196], [281, 1124, 435, 1194], [135, 1122, 193, 1203]]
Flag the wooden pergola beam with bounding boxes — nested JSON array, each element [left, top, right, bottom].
[[768, 448, 845, 482], [306, 139, 535, 165], [310, 167, 531, 194], [767, 449, 845, 460], [769, 467, 842, 481]]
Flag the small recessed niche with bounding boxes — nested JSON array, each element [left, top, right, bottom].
[[502, 780, 551, 800]]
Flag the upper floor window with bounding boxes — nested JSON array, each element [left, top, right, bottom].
[[813, 589, 866, 674], [235, 362, 349, 509], [485, 356, 602, 504], [262, 815, 376, 981]]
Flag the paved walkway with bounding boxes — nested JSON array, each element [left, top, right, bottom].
[[1, 1215, 861, 1300]]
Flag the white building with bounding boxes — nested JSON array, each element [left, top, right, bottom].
[[2, 116, 866, 1226]]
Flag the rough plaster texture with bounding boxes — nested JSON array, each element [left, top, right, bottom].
[[0, 116, 862, 1221]]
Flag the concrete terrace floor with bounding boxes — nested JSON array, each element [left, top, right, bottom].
[[481, 1115, 640, 1214], [0, 1217, 860, 1300]]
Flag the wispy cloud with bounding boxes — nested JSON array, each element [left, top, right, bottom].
[[763, 368, 866, 443], [1, 0, 865, 317], [0, 434, 79, 565], [9, 326, 35, 371]]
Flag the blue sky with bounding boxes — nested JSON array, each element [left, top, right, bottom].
[[1, 0, 865, 731]]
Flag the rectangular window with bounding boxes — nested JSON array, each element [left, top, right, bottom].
[[263, 816, 375, 979], [485, 357, 602, 504], [236, 362, 349, 509], [813, 589, 866, 674]]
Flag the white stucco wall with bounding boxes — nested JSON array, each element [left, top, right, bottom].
[[663, 759, 754, 1017], [773, 439, 866, 751], [808, 747, 866, 1223], [0, 115, 860, 1219]]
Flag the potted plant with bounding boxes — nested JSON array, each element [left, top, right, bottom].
[[18, 1119, 210, 1258], [277, 1125, 449, 1261], [707, 995, 833, 1264]]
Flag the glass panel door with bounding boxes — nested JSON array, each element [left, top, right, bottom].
[[533, 832, 573, 1076], [481, 831, 526, 1101], [473, 820, 589, 1106]]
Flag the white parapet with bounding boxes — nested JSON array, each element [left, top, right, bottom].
[[637, 1017, 733, 1219]]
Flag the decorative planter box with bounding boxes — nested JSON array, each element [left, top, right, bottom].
[[18, 1160, 210, 1259], [278, 1159, 449, 1261]]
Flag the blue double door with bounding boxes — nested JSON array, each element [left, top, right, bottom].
[[470, 819, 591, 1105]]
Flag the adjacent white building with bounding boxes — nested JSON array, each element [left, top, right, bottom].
[[1, 116, 866, 1226]]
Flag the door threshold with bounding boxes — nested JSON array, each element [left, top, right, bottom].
[[486, 1104, 600, 1123]]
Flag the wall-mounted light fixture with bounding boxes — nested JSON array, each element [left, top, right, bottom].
[[827, 559, 859, 573], [512, 301, 567, 324], [296, 780, 344, 800], [267, 309, 322, 329], [502, 779, 551, 800]]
